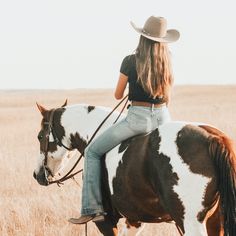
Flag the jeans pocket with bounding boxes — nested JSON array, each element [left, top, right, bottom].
[[126, 110, 149, 132]]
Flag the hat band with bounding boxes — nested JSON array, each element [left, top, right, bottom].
[[142, 29, 166, 38]]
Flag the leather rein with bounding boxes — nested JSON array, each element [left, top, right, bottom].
[[43, 95, 129, 186]]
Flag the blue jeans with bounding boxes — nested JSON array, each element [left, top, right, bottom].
[[81, 105, 171, 215]]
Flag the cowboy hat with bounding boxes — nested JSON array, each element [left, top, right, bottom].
[[131, 16, 180, 43]]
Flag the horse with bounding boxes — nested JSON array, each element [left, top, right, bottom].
[[33, 101, 236, 236]]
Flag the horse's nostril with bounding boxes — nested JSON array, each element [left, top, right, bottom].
[[33, 172, 37, 179]]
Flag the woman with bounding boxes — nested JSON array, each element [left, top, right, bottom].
[[69, 16, 180, 224]]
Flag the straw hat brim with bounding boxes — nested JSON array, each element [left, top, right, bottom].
[[130, 21, 180, 43]]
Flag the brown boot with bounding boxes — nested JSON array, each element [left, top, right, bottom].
[[68, 213, 106, 224]]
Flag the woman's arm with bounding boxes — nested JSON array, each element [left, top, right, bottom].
[[114, 73, 128, 100]]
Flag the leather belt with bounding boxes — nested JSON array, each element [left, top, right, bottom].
[[131, 101, 166, 108]]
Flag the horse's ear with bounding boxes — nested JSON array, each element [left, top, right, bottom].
[[61, 99, 68, 107], [36, 102, 47, 116]]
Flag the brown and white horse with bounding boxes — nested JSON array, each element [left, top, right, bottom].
[[33, 102, 236, 236]]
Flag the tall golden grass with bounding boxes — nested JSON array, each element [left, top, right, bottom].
[[0, 86, 235, 236]]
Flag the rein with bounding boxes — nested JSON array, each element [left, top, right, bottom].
[[43, 95, 129, 186]]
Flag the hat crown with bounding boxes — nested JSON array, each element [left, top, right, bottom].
[[143, 16, 167, 38]]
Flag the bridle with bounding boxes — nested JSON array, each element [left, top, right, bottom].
[[41, 95, 129, 186], [41, 107, 83, 186], [43, 109, 73, 184]]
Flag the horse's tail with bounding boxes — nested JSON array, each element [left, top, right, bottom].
[[203, 125, 236, 236]]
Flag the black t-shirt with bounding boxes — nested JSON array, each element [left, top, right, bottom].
[[120, 54, 165, 104]]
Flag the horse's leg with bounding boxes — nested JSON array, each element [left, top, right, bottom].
[[206, 203, 224, 236], [95, 220, 118, 236]]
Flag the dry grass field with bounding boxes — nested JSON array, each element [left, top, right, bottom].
[[0, 85, 236, 236]]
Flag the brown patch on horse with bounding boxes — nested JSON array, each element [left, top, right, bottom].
[[87, 105, 95, 113], [176, 124, 219, 222], [178, 124, 236, 235], [111, 130, 185, 232], [176, 125, 216, 177], [200, 125, 236, 162], [38, 108, 66, 154], [52, 108, 66, 138], [38, 110, 57, 153], [100, 156, 121, 235], [50, 108, 66, 149], [70, 132, 87, 153]]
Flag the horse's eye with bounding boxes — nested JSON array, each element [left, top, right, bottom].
[[38, 134, 43, 141]]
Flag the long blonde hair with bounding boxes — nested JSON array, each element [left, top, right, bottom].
[[135, 36, 173, 100]]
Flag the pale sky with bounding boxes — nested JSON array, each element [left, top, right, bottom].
[[0, 0, 236, 89]]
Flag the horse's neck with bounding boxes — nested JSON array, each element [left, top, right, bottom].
[[61, 104, 124, 145]]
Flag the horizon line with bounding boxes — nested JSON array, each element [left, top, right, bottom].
[[0, 84, 236, 91]]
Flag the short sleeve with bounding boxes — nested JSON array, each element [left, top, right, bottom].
[[120, 56, 130, 76]]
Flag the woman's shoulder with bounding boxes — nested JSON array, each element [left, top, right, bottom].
[[120, 54, 136, 75], [122, 54, 136, 66], [123, 54, 135, 61]]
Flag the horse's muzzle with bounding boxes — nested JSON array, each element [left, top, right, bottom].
[[33, 167, 49, 186]]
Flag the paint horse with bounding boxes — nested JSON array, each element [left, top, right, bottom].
[[33, 101, 236, 236]]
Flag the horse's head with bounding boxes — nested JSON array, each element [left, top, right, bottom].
[[33, 100, 74, 186]]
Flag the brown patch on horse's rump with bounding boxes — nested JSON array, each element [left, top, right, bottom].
[[176, 125, 219, 221], [176, 123, 236, 233], [199, 124, 236, 161], [111, 129, 185, 232], [176, 125, 216, 177]]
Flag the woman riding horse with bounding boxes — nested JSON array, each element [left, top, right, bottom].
[[69, 16, 180, 224]]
